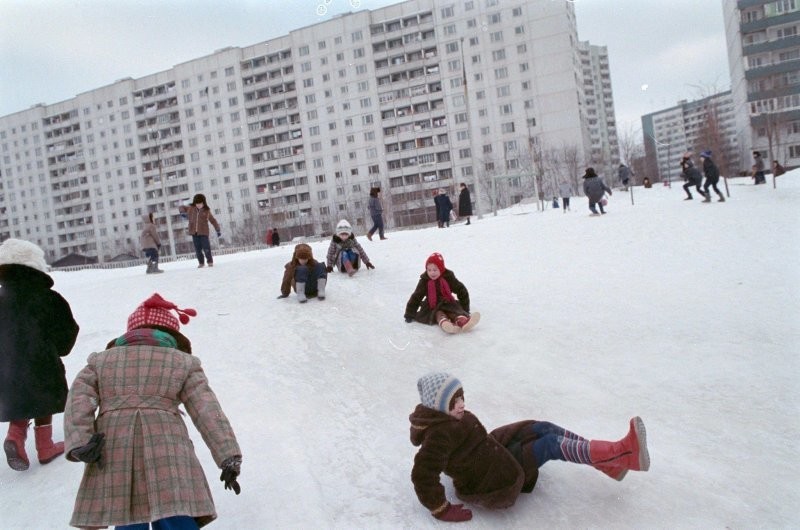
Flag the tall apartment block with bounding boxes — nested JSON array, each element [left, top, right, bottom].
[[579, 42, 620, 177], [723, 0, 800, 169], [0, 0, 610, 264], [642, 92, 740, 182]]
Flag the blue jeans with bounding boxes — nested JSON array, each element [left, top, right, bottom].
[[524, 421, 586, 468], [116, 515, 198, 530], [339, 249, 359, 271], [191, 234, 212, 264], [295, 263, 327, 296], [368, 214, 384, 238]]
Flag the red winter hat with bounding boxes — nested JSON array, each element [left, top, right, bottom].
[[127, 293, 197, 332], [425, 252, 446, 273]]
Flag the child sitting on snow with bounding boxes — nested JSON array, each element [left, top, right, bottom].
[[403, 252, 479, 334], [410, 372, 650, 522], [325, 219, 375, 276], [278, 243, 327, 303]]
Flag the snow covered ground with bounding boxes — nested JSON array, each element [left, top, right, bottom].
[[1, 174, 798, 529]]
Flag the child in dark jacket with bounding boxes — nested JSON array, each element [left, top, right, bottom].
[[410, 373, 651, 522], [325, 219, 375, 276], [404, 253, 479, 334], [278, 243, 327, 303]]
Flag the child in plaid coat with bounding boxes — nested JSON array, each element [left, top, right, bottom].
[[64, 293, 242, 529]]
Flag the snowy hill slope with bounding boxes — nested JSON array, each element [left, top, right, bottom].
[[1, 175, 798, 528]]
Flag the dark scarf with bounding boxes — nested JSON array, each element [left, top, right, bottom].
[[427, 276, 454, 309]]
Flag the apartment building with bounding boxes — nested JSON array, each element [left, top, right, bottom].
[[579, 42, 620, 178], [0, 0, 605, 263], [723, 0, 800, 169], [642, 91, 740, 182]]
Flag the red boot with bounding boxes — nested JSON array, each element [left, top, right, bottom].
[[34, 424, 64, 465], [4, 420, 30, 471], [594, 462, 628, 481], [455, 312, 480, 332], [589, 417, 650, 472]]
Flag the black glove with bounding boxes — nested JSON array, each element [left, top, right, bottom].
[[326, 265, 333, 273], [404, 316, 414, 323], [220, 455, 242, 495], [277, 294, 289, 299], [217, 231, 222, 238], [70, 432, 106, 469], [365, 262, 375, 270]]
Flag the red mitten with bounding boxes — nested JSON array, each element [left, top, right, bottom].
[[434, 503, 473, 522]]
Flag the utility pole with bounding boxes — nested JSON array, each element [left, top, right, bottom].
[[152, 129, 176, 260]]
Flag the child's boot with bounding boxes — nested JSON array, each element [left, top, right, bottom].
[[34, 423, 64, 465], [589, 417, 650, 472], [438, 317, 461, 334], [4, 420, 30, 471], [343, 260, 356, 277], [717, 191, 725, 202], [455, 312, 480, 332], [317, 278, 327, 300], [296, 282, 308, 303]]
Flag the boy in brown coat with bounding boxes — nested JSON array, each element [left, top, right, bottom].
[[278, 243, 328, 303], [64, 293, 241, 529], [410, 373, 650, 522]]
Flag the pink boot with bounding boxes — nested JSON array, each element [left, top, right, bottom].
[[455, 312, 480, 332], [34, 424, 64, 465], [4, 420, 30, 471], [589, 417, 650, 472], [438, 317, 461, 334]]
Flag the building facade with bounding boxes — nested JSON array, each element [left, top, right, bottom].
[[642, 92, 741, 183], [0, 0, 611, 263], [579, 42, 620, 179], [723, 0, 800, 170]]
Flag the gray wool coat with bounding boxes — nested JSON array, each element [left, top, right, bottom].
[[582, 176, 612, 202], [65, 345, 241, 529]]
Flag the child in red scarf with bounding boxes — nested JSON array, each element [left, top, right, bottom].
[[404, 252, 480, 333]]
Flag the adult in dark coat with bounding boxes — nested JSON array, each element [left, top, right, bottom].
[[271, 228, 281, 247], [458, 183, 473, 225], [410, 373, 651, 523], [581, 167, 612, 214], [0, 239, 79, 471], [433, 189, 453, 228], [699, 150, 725, 203]]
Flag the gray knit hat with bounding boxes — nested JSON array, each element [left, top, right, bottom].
[[417, 372, 463, 413]]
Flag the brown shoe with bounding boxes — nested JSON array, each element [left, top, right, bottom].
[[366, 233, 373, 241]]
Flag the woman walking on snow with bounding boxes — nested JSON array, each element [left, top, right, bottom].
[[582, 167, 612, 215], [409, 372, 650, 522], [0, 239, 79, 471], [366, 187, 387, 241]]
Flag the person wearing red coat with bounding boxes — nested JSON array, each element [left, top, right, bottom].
[[410, 373, 651, 522]]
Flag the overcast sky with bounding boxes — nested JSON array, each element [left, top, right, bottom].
[[0, 0, 730, 133]]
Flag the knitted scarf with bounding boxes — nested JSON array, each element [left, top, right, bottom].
[[427, 277, 454, 309], [114, 328, 178, 349]]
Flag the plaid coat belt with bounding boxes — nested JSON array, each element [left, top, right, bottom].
[[99, 395, 179, 415]]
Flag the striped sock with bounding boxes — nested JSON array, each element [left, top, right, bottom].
[[559, 437, 592, 464]]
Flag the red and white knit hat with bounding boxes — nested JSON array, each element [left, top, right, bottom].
[[127, 293, 197, 332], [425, 252, 446, 273]]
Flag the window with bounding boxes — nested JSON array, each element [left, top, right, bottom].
[[492, 49, 506, 61], [441, 5, 455, 18], [501, 122, 515, 133], [299, 45, 309, 56], [490, 31, 503, 43], [445, 42, 459, 54]]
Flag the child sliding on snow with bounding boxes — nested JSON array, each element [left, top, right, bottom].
[[404, 252, 479, 334], [409, 372, 650, 522], [278, 243, 327, 303], [325, 219, 375, 276]]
